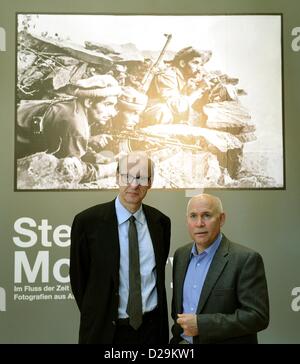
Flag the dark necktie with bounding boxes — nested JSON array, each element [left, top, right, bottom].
[[127, 215, 143, 330]]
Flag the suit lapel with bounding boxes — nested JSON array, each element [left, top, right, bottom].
[[196, 236, 229, 313], [143, 205, 162, 271], [101, 200, 120, 288]]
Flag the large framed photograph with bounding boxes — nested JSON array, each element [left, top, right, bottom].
[[15, 14, 284, 190]]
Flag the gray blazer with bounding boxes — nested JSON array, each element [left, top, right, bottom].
[[171, 235, 269, 344]]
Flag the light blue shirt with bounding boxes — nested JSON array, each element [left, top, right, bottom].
[[182, 233, 222, 343], [115, 196, 157, 318]]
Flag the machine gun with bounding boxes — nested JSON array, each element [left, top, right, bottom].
[[109, 128, 206, 154], [110, 121, 243, 153]]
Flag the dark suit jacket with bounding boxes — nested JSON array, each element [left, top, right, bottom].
[[171, 235, 269, 344], [70, 199, 171, 344]]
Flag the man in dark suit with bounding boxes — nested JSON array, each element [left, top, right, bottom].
[[171, 193, 269, 344], [70, 152, 170, 344]]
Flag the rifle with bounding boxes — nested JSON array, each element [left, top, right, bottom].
[[139, 33, 172, 93], [111, 129, 206, 153]]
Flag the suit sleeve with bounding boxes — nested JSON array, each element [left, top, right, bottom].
[[160, 214, 171, 344], [197, 251, 269, 342], [69, 214, 90, 311]]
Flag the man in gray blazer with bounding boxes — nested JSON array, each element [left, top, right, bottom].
[[171, 193, 269, 344]]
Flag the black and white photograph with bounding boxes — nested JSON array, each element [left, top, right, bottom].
[[15, 14, 284, 190]]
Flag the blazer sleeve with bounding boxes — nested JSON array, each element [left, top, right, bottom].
[[170, 249, 182, 342], [69, 214, 90, 311], [197, 251, 269, 342]]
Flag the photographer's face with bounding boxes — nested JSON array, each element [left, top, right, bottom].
[[187, 196, 225, 252], [87, 96, 118, 125]]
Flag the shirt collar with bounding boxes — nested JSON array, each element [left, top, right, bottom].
[[191, 232, 222, 257], [115, 196, 144, 225]]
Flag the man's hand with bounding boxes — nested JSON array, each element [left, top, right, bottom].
[[98, 134, 113, 148], [82, 149, 113, 164], [89, 134, 113, 151], [97, 161, 117, 179], [177, 313, 199, 337]]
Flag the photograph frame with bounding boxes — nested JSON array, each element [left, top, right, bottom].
[[15, 13, 285, 191]]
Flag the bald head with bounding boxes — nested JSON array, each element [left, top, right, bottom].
[[186, 193, 225, 252], [187, 194, 223, 215]]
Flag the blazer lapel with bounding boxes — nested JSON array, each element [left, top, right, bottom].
[[196, 236, 229, 313], [176, 244, 193, 312]]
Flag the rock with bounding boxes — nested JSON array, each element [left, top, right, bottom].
[[151, 149, 222, 188], [235, 132, 257, 143], [204, 101, 255, 134], [85, 41, 144, 62], [17, 152, 85, 189], [30, 33, 113, 65]]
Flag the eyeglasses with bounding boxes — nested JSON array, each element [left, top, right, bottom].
[[119, 174, 151, 185]]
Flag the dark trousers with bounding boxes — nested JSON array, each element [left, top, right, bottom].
[[113, 308, 160, 345]]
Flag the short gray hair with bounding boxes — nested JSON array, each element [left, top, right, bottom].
[[186, 193, 223, 215]]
